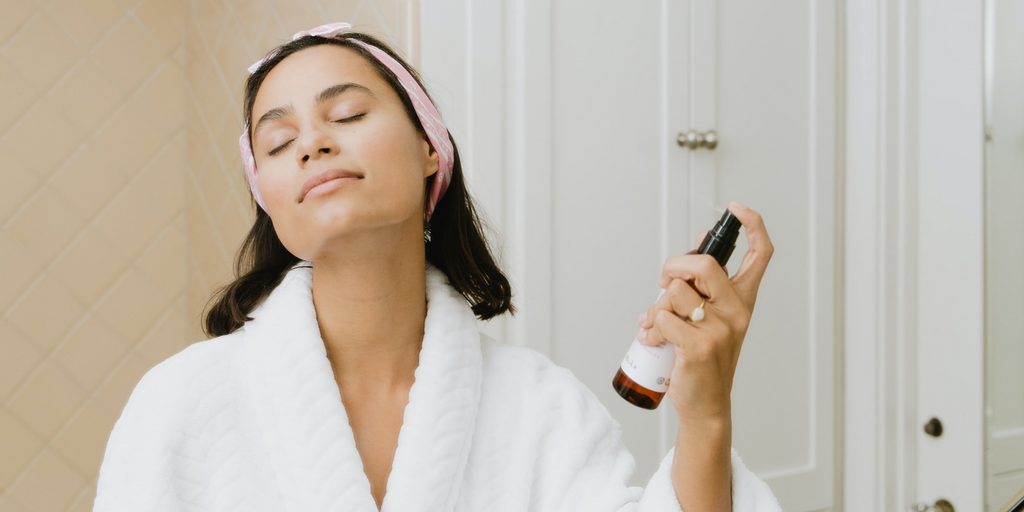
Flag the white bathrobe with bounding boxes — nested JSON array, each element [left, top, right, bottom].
[[93, 261, 781, 512]]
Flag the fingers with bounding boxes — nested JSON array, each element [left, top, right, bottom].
[[638, 278, 704, 346], [637, 202, 771, 352], [657, 252, 736, 304], [725, 201, 774, 306], [637, 284, 746, 372], [641, 278, 704, 328], [639, 293, 733, 363], [640, 307, 697, 347]]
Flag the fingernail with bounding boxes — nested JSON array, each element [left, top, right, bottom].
[[637, 328, 648, 341], [637, 312, 647, 325], [729, 200, 748, 210]]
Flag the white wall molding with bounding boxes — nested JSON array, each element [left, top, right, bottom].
[[845, 0, 985, 509], [420, 0, 554, 356], [502, 0, 554, 357], [916, 0, 985, 507], [844, 0, 921, 509]]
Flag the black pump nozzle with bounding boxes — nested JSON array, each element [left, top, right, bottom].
[[696, 209, 743, 267]]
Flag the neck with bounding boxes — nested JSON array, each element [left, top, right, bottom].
[[310, 218, 427, 398]]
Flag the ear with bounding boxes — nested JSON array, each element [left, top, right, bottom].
[[422, 136, 439, 179]]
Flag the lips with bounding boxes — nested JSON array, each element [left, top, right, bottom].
[[299, 168, 363, 202]]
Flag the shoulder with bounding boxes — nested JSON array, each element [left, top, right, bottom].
[[478, 331, 618, 427], [479, 331, 596, 389], [95, 330, 251, 507], [102, 331, 249, 462], [474, 331, 630, 502], [478, 331, 575, 386], [121, 329, 247, 416]]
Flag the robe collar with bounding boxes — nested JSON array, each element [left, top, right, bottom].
[[240, 260, 482, 512]]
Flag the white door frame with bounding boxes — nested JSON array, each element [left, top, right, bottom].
[[844, 0, 985, 510]]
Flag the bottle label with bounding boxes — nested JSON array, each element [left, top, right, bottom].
[[619, 337, 675, 393]]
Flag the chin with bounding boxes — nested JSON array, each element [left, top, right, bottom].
[[294, 197, 419, 236], [305, 198, 361, 224]]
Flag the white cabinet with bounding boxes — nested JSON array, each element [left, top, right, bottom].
[[422, 1, 841, 510]]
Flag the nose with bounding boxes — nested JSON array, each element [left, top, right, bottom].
[[302, 147, 331, 162], [294, 126, 339, 165]]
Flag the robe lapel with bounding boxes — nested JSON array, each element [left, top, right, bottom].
[[379, 262, 482, 512], [241, 261, 482, 512]]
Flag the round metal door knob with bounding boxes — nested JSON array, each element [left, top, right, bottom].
[[910, 499, 954, 512], [924, 417, 943, 437], [676, 130, 718, 150], [702, 130, 718, 149], [678, 130, 700, 149]]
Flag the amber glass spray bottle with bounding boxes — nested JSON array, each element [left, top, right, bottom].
[[612, 209, 742, 409]]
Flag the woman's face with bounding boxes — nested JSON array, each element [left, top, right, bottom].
[[249, 44, 438, 260]]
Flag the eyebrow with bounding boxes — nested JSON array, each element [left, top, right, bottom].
[[251, 82, 377, 142]]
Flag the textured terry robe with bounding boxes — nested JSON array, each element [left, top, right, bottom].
[[93, 261, 782, 512]]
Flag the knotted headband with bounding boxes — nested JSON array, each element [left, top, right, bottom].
[[240, 22, 454, 221]]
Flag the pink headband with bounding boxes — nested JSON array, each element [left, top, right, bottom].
[[240, 22, 454, 221]]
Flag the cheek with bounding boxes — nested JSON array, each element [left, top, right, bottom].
[[256, 166, 293, 212], [255, 168, 311, 254], [359, 121, 428, 201]]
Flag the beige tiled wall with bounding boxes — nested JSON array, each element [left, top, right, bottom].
[[0, 1, 412, 510], [0, 0, 186, 509]]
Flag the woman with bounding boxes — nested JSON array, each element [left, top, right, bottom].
[[94, 23, 779, 512]]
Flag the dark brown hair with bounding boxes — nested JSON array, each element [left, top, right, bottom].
[[202, 31, 515, 337]]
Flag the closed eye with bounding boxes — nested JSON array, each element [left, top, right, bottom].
[[267, 113, 367, 156], [335, 113, 366, 125]]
